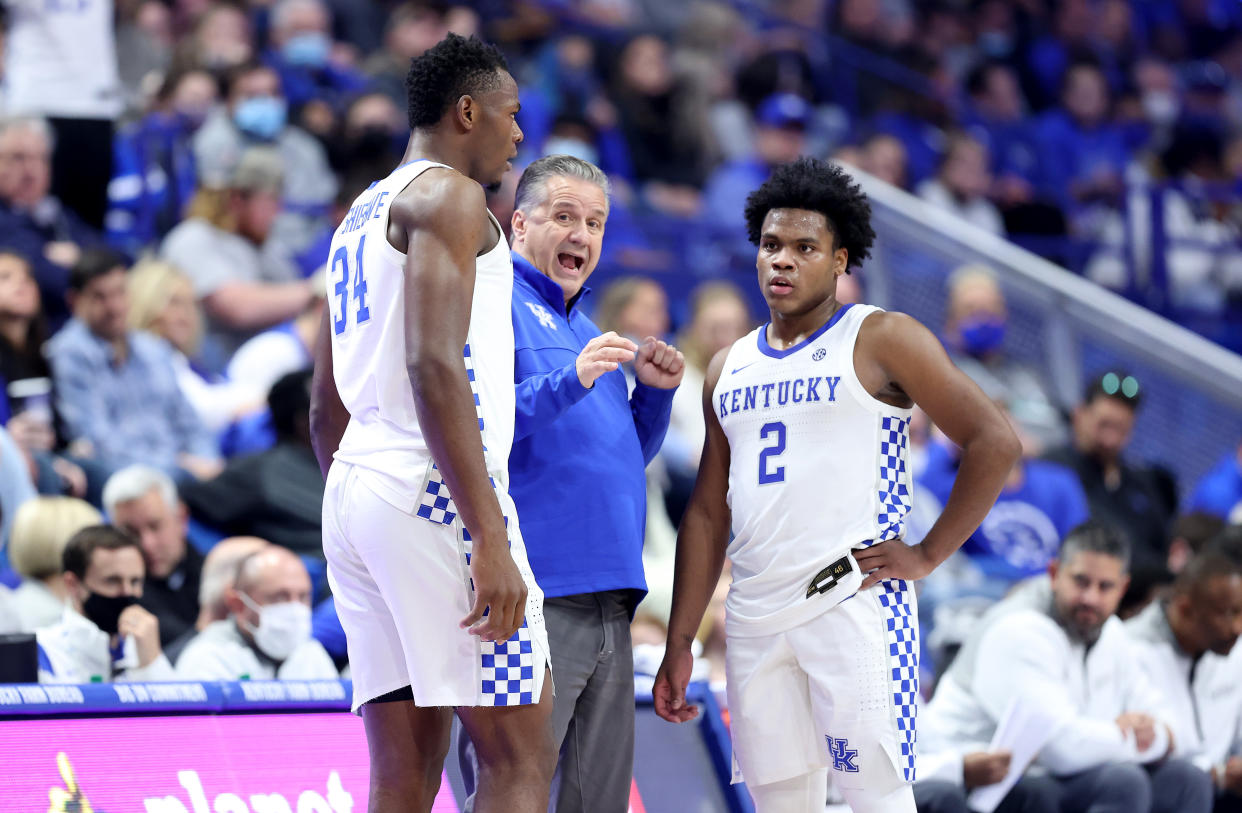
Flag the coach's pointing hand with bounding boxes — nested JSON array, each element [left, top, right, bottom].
[[461, 538, 528, 643], [576, 331, 637, 388]]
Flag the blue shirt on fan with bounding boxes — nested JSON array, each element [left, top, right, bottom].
[[508, 253, 674, 604]]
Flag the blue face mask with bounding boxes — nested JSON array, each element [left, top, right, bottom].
[[234, 96, 287, 141], [282, 32, 331, 68], [958, 315, 1006, 357], [543, 136, 599, 167]]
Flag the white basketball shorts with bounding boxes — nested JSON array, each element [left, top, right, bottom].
[[323, 460, 550, 713], [725, 579, 919, 796]]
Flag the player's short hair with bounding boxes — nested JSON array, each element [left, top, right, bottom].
[[514, 154, 611, 216], [743, 156, 876, 272], [1058, 520, 1131, 572], [405, 33, 509, 130], [62, 525, 142, 581]]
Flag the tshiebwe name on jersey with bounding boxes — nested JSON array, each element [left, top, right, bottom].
[[717, 375, 843, 418], [339, 188, 390, 235]]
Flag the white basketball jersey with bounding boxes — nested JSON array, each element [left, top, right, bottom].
[[715, 304, 914, 636], [5, 0, 121, 119], [328, 159, 515, 511]]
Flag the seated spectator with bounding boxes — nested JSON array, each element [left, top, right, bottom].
[[0, 249, 54, 454], [127, 259, 263, 434], [917, 131, 1005, 235], [191, 61, 337, 262], [702, 93, 811, 248], [1128, 546, 1242, 813], [329, 91, 405, 180], [1044, 372, 1175, 575], [103, 465, 203, 647], [962, 61, 1040, 202], [105, 67, 218, 255], [162, 148, 321, 369], [918, 402, 1088, 597], [166, 535, 268, 664], [47, 248, 222, 483], [8, 497, 102, 631], [858, 132, 909, 189], [610, 33, 710, 215], [942, 265, 1067, 450], [1190, 441, 1242, 522], [181, 369, 323, 555], [224, 300, 320, 399], [176, 3, 254, 76], [1034, 62, 1128, 225], [0, 116, 104, 329], [921, 522, 1213, 813], [0, 425, 37, 554], [661, 281, 753, 522], [175, 545, 336, 680], [263, 0, 369, 120], [37, 525, 175, 683], [0, 250, 91, 499], [362, 2, 449, 109]]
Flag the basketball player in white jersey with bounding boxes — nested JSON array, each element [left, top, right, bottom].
[[653, 157, 1021, 813], [308, 35, 555, 813]]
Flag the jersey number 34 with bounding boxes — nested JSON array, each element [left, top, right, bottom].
[[332, 234, 372, 335]]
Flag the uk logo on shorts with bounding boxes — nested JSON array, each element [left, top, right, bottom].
[[825, 736, 859, 773]]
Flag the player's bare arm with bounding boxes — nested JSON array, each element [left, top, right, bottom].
[[853, 311, 1020, 588], [653, 344, 732, 724], [394, 167, 526, 644], [309, 312, 351, 479]]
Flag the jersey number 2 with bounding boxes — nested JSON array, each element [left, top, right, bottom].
[[758, 421, 786, 484], [333, 234, 371, 335]]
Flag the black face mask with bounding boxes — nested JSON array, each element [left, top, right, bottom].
[[82, 592, 138, 635]]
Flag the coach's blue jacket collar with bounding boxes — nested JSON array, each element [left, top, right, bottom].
[[512, 252, 592, 316]]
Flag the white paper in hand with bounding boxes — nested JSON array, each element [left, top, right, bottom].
[[967, 697, 1062, 813]]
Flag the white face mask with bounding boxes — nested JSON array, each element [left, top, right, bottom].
[[239, 592, 311, 662]]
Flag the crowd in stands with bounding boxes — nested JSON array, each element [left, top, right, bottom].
[[0, 1, 1241, 809]]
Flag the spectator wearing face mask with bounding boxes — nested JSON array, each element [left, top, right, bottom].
[[37, 525, 175, 683], [192, 61, 337, 263], [174, 545, 336, 680], [262, 0, 368, 120], [106, 68, 219, 255], [942, 265, 1067, 453]]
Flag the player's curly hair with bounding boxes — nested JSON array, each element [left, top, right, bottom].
[[743, 157, 876, 272], [405, 33, 510, 130]]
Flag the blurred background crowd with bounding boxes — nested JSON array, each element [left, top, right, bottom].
[[0, 2, 1240, 803]]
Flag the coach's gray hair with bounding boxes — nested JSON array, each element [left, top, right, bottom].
[[0, 116, 54, 150], [102, 465, 179, 516], [514, 154, 611, 217]]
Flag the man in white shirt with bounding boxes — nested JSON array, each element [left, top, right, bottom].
[[37, 525, 175, 683], [1128, 544, 1242, 813], [921, 522, 1213, 813], [175, 545, 336, 681]]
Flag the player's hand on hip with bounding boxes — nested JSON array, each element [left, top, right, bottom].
[[635, 336, 685, 389], [460, 541, 528, 643], [577, 331, 637, 388], [653, 645, 699, 723], [855, 540, 936, 589]]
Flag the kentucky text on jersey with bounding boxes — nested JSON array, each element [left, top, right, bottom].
[[717, 375, 843, 418], [339, 188, 390, 235]]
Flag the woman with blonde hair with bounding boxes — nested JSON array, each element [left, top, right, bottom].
[[128, 259, 262, 434], [9, 497, 102, 631]]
